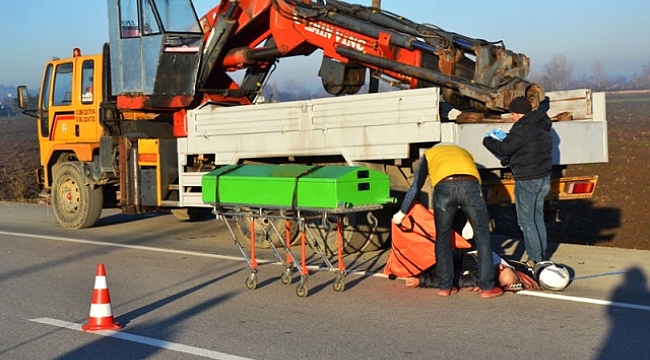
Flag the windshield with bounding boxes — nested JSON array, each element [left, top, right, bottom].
[[153, 0, 201, 33]]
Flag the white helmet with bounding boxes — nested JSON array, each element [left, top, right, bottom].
[[533, 261, 554, 278], [536, 262, 570, 291]]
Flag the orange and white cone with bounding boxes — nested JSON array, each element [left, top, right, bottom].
[[82, 263, 121, 331]]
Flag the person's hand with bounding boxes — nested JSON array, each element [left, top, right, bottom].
[[490, 128, 507, 141], [392, 210, 406, 225]]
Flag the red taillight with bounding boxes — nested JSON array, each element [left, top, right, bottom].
[[138, 153, 157, 164], [565, 181, 594, 194]]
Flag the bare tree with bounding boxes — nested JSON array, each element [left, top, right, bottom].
[[569, 70, 590, 90], [632, 63, 650, 90], [540, 54, 574, 91], [591, 60, 606, 91]]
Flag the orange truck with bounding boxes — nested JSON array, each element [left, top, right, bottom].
[[18, 0, 606, 252]]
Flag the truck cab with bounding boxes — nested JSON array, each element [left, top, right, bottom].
[[107, 0, 203, 109], [31, 49, 105, 190]]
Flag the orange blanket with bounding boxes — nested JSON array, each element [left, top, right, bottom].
[[384, 203, 472, 278]]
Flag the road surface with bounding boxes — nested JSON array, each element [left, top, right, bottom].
[[1, 202, 649, 359]]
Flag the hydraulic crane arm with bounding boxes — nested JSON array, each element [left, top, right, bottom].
[[108, 0, 540, 113], [198, 0, 538, 112]]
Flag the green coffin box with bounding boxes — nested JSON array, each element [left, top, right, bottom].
[[202, 164, 393, 209]]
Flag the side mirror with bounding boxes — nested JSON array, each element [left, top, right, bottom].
[[17, 86, 29, 109]]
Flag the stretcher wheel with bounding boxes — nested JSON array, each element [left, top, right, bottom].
[[281, 270, 292, 285], [333, 278, 345, 292], [246, 274, 258, 290], [296, 283, 308, 298]]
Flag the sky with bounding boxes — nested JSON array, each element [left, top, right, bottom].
[[1, 0, 649, 91]]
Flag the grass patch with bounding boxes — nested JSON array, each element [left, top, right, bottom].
[[607, 97, 650, 104], [606, 91, 650, 104]]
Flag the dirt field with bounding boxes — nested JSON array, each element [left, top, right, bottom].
[[557, 92, 650, 250], [1, 92, 649, 250]]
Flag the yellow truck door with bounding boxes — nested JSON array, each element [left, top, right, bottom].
[[41, 52, 103, 164]]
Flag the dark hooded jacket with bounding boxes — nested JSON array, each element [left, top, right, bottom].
[[483, 109, 553, 180]]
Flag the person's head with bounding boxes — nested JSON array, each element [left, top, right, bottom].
[[496, 265, 520, 286], [508, 96, 532, 121]]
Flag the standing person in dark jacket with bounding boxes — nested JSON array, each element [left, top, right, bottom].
[[483, 96, 553, 266]]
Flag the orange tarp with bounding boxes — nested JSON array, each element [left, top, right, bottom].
[[383, 203, 472, 278]]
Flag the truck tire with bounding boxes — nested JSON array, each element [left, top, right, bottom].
[[52, 162, 103, 229], [309, 210, 391, 255], [341, 224, 391, 253], [234, 209, 299, 249]]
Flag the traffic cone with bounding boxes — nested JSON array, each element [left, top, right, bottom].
[[82, 263, 121, 331]]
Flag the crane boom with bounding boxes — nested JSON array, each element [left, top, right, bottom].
[[108, 0, 538, 114]]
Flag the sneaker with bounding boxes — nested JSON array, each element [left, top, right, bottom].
[[503, 282, 524, 292], [480, 287, 504, 299], [525, 259, 537, 268], [438, 287, 459, 297], [515, 270, 540, 290]]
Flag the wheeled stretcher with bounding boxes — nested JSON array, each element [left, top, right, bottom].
[[202, 164, 395, 297]]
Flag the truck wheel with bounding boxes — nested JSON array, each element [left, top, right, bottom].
[[235, 210, 298, 249], [313, 210, 391, 254], [52, 162, 103, 229], [342, 224, 390, 253], [333, 223, 391, 253]]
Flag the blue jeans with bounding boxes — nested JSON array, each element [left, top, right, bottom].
[[515, 175, 551, 262], [433, 179, 495, 290]]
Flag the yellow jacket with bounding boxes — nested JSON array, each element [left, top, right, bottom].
[[424, 145, 481, 186]]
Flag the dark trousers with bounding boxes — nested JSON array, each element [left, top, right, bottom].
[[433, 179, 495, 290]]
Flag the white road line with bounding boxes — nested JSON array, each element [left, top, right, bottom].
[[518, 290, 650, 311], [0, 230, 381, 277], [0, 230, 245, 262], [30, 317, 256, 360], [4, 230, 648, 312]]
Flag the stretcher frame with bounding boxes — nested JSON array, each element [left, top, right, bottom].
[[216, 204, 384, 297]]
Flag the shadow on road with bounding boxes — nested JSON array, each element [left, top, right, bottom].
[[594, 266, 650, 360], [490, 200, 621, 259], [94, 209, 214, 228]]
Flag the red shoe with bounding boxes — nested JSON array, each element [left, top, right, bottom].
[[480, 287, 504, 299], [438, 287, 459, 297]]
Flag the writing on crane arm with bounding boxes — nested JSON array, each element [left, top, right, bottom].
[[303, 21, 366, 51]]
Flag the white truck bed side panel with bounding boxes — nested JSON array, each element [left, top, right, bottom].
[[182, 88, 607, 169], [451, 120, 608, 169], [448, 89, 608, 168], [185, 88, 442, 164]]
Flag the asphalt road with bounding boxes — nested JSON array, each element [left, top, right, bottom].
[[1, 202, 649, 360]]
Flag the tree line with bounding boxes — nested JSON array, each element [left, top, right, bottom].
[[531, 54, 650, 92]]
